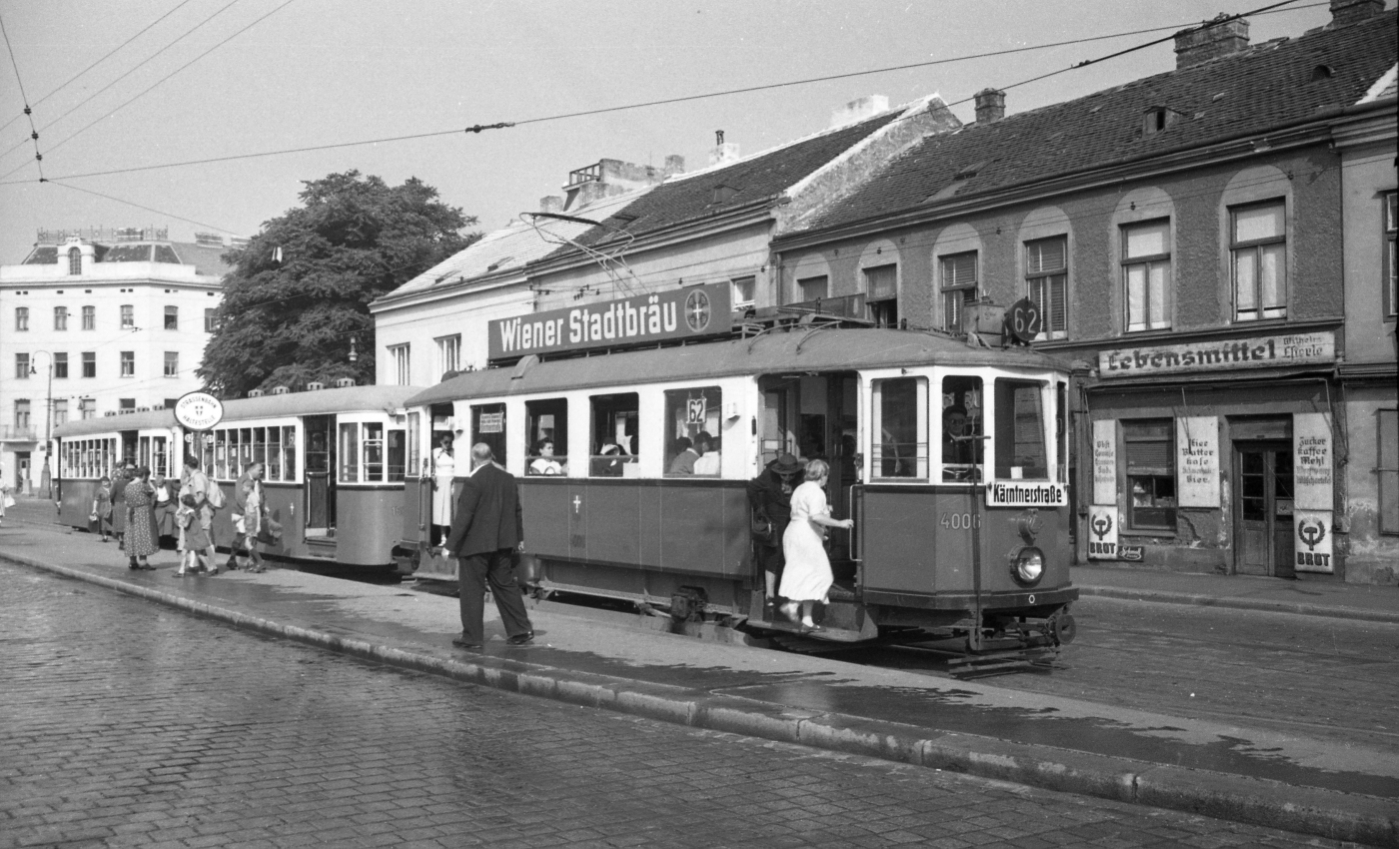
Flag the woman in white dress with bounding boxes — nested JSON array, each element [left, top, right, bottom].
[[431, 434, 456, 546], [778, 459, 854, 631]]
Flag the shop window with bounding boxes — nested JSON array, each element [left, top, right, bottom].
[[939, 252, 977, 333], [872, 377, 927, 479], [664, 386, 722, 476], [590, 393, 638, 477], [1122, 219, 1171, 332], [1025, 236, 1067, 338], [1124, 420, 1176, 529], [940, 376, 983, 482], [1380, 409, 1399, 535], [472, 403, 506, 466], [994, 379, 1049, 480], [1231, 200, 1286, 321], [525, 398, 568, 476]]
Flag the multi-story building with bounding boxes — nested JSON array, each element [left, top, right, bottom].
[[769, 2, 1396, 583], [0, 227, 232, 493]]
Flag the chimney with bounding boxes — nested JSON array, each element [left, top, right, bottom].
[[663, 154, 685, 177], [1329, 0, 1384, 25], [973, 89, 1005, 124], [830, 95, 889, 128], [539, 196, 563, 214], [709, 130, 740, 167], [1174, 15, 1250, 69]]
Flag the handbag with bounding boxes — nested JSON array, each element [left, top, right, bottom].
[[750, 514, 774, 545]]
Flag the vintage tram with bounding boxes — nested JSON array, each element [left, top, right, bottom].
[[399, 321, 1078, 656], [52, 385, 422, 572]]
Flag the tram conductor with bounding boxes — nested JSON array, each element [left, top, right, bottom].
[[443, 444, 535, 649]]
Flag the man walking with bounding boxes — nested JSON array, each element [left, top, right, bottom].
[[444, 444, 534, 649]]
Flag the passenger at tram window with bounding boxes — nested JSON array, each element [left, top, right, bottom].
[[591, 443, 628, 477], [942, 404, 980, 481], [528, 439, 566, 476], [694, 434, 721, 476], [668, 436, 699, 475]]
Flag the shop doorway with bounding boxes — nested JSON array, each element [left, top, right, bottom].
[[1234, 441, 1294, 578]]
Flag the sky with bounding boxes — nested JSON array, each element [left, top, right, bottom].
[[0, 0, 1369, 265]]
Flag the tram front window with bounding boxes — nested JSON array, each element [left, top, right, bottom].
[[941, 376, 984, 482], [591, 393, 639, 477], [872, 377, 926, 479], [994, 379, 1049, 480]]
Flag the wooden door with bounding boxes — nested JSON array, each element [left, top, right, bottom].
[[1236, 442, 1295, 577]]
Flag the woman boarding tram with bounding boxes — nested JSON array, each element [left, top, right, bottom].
[[399, 318, 1077, 658]]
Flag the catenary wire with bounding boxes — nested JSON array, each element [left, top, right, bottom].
[[0, 1, 1321, 188], [0, 0, 196, 139], [46, 179, 237, 235], [0, 8, 42, 180]]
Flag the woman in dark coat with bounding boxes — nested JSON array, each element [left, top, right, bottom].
[[123, 466, 160, 570]]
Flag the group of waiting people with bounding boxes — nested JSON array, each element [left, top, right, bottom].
[[748, 452, 854, 632], [89, 453, 271, 575]]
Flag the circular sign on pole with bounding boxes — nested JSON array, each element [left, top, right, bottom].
[[174, 390, 224, 432], [1005, 297, 1043, 345]]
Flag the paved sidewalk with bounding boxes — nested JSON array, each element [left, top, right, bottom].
[[2, 511, 1396, 847]]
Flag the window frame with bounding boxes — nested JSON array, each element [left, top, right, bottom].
[[81, 351, 96, 378], [164, 305, 178, 330], [1025, 236, 1068, 339], [163, 351, 179, 378], [120, 351, 135, 378], [662, 385, 722, 477], [120, 304, 134, 329], [1121, 218, 1172, 333], [67, 247, 81, 275], [54, 306, 68, 331], [15, 306, 28, 331], [435, 334, 461, 377], [1230, 199, 1287, 322], [938, 251, 978, 333], [1123, 419, 1177, 531], [1384, 191, 1397, 318], [82, 305, 95, 330], [731, 275, 756, 308], [389, 343, 411, 386], [15, 352, 30, 380], [524, 397, 569, 477], [204, 308, 218, 333], [871, 376, 928, 481], [589, 392, 640, 477], [796, 275, 828, 302], [53, 352, 68, 379]]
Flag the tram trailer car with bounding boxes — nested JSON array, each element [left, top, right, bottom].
[[401, 327, 1077, 657], [53, 386, 424, 574]]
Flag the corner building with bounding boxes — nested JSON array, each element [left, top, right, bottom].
[[771, 3, 1396, 583]]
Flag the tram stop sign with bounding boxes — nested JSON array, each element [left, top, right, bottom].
[[174, 390, 224, 432], [1005, 298, 1043, 345]]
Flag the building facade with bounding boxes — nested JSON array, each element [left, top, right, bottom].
[[0, 228, 231, 493], [770, 4, 1396, 583]]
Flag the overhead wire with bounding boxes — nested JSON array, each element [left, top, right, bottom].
[[45, 179, 237, 235], [0, 1, 1324, 188], [0, 0, 196, 138], [0, 8, 42, 180]]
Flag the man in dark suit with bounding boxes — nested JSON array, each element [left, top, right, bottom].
[[444, 443, 534, 649]]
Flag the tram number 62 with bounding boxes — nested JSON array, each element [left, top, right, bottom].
[[939, 512, 981, 530]]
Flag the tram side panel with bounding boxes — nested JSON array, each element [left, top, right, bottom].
[[334, 487, 405, 566], [58, 480, 100, 530]]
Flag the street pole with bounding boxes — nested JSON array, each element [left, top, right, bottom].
[[31, 351, 53, 499]]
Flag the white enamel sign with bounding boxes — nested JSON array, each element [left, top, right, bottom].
[[1092, 420, 1116, 506], [1176, 417, 1219, 508], [174, 391, 223, 432], [1293, 509, 1334, 573], [1293, 413, 1333, 512], [1087, 505, 1119, 560]]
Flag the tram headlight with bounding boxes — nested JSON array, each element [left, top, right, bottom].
[[1012, 547, 1045, 585]]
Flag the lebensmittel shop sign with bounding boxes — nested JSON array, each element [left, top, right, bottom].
[[488, 283, 732, 361], [1097, 331, 1334, 378]]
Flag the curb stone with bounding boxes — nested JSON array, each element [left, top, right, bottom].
[[1076, 585, 1399, 625], [7, 552, 1397, 847]]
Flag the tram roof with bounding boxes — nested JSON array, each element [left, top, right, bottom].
[[408, 328, 1069, 406], [53, 385, 426, 439]]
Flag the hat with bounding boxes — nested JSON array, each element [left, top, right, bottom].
[[771, 453, 802, 474]]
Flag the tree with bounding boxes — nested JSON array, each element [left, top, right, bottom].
[[198, 171, 477, 398]]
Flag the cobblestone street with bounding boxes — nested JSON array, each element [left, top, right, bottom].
[[0, 562, 1364, 848]]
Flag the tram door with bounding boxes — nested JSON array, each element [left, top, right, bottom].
[[1235, 441, 1295, 578], [304, 416, 335, 535]]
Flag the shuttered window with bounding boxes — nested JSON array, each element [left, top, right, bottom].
[[939, 252, 977, 332], [864, 264, 897, 301]]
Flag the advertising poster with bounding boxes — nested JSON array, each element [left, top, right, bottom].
[[1087, 505, 1119, 560], [1176, 416, 1219, 508], [1092, 420, 1116, 506], [1293, 413, 1333, 512], [1293, 509, 1335, 573]]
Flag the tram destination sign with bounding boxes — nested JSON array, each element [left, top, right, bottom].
[[1098, 330, 1335, 378], [986, 481, 1068, 507], [488, 283, 732, 361]]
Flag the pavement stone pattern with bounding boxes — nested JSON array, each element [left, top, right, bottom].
[[0, 563, 1356, 849]]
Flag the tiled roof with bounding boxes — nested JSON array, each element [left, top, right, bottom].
[[808, 13, 1397, 232], [556, 110, 903, 254]]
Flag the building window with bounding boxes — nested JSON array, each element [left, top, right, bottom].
[[82, 305, 95, 330], [54, 306, 68, 331], [120, 351, 134, 377], [82, 352, 96, 378], [54, 352, 68, 379], [204, 308, 218, 332], [1124, 420, 1176, 529], [731, 276, 755, 308], [435, 334, 460, 377], [119, 398, 135, 412], [1025, 236, 1067, 338], [15, 353, 29, 379], [79, 398, 95, 419], [164, 352, 179, 377], [389, 344, 410, 386], [53, 399, 68, 427], [1381, 409, 1399, 534], [797, 275, 827, 302], [120, 304, 134, 329], [1123, 219, 1171, 332], [68, 247, 81, 275], [15, 307, 28, 331], [864, 264, 898, 328], [164, 305, 178, 330], [1384, 192, 1397, 317], [14, 400, 31, 431], [939, 252, 977, 333], [1231, 200, 1286, 321]]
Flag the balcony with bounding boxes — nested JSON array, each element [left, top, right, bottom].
[[0, 425, 38, 442]]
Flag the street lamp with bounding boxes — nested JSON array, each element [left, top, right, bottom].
[[28, 351, 53, 499]]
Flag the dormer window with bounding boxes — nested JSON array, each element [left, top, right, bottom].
[[1142, 107, 1182, 136], [1310, 64, 1334, 82], [68, 246, 81, 275]]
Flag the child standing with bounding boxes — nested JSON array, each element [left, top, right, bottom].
[[174, 495, 210, 575], [92, 477, 114, 542]]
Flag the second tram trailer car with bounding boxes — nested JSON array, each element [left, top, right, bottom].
[[54, 385, 424, 574], [401, 325, 1077, 658]]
